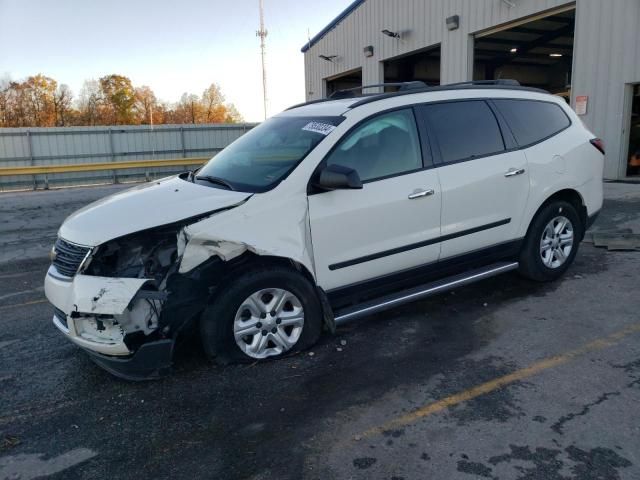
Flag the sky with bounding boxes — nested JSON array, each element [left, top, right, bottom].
[[0, 0, 353, 122]]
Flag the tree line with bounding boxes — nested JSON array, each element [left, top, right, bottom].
[[0, 74, 243, 128]]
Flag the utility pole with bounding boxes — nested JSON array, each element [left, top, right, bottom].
[[257, 0, 268, 120]]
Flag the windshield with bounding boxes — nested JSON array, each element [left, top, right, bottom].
[[194, 116, 345, 192]]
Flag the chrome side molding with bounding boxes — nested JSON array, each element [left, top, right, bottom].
[[334, 262, 519, 325]]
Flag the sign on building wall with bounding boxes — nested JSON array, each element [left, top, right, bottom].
[[575, 96, 589, 115]]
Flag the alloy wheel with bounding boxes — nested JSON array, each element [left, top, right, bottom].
[[233, 288, 304, 359], [540, 215, 574, 269]]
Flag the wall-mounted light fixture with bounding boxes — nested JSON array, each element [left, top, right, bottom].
[[510, 47, 518, 53], [381, 29, 401, 39], [363, 45, 374, 57], [319, 55, 338, 62], [446, 15, 460, 31]]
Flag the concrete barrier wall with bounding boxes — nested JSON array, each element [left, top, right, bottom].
[[0, 123, 257, 191]]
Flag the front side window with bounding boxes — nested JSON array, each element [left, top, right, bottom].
[[324, 108, 423, 182], [195, 116, 344, 192], [422, 100, 505, 163], [493, 99, 571, 147]]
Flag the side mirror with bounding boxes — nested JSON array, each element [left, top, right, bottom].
[[315, 164, 363, 191]]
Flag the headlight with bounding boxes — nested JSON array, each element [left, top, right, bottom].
[[84, 226, 180, 283]]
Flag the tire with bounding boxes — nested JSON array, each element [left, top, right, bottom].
[[200, 266, 323, 365], [518, 200, 583, 282]]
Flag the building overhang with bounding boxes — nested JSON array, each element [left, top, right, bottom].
[[301, 0, 366, 53]]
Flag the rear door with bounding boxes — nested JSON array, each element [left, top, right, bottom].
[[308, 108, 442, 291], [418, 99, 530, 260]]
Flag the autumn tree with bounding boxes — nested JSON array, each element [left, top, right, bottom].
[[22, 74, 57, 126], [151, 101, 168, 125], [6, 81, 28, 126], [0, 76, 10, 127], [77, 80, 101, 125], [99, 74, 136, 124], [171, 93, 202, 124], [0, 74, 244, 127], [53, 84, 74, 126], [134, 85, 158, 124], [224, 103, 243, 123], [202, 83, 227, 123]]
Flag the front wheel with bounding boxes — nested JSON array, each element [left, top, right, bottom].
[[200, 266, 323, 365], [518, 201, 582, 282]]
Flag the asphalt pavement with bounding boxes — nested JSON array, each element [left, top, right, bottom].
[[1, 181, 639, 480]]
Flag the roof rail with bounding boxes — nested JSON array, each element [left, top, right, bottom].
[[285, 97, 339, 111], [328, 81, 428, 99], [285, 79, 541, 111], [445, 79, 521, 87], [349, 80, 545, 108]]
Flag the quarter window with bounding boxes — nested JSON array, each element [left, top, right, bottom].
[[493, 99, 571, 147], [422, 100, 505, 163], [325, 108, 423, 182]]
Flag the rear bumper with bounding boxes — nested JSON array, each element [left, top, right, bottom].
[[82, 339, 175, 381]]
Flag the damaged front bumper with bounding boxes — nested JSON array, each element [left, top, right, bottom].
[[79, 339, 174, 381], [45, 267, 173, 379]]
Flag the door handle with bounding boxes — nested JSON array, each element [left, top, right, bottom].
[[504, 168, 526, 177], [408, 189, 435, 199]]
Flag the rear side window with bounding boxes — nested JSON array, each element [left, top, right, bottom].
[[493, 99, 571, 147], [421, 101, 505, 163]]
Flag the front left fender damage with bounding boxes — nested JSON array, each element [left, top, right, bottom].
[[60, 193, 323, 379], [176, 194, 336, 333], [177, 194, 316, 276]]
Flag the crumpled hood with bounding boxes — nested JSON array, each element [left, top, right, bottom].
[[58, 176, 251, 246]]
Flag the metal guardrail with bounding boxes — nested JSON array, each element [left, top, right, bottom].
[[0, 157, 209, 189], [0, 123, 257, 191]]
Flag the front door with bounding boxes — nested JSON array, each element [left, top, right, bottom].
[[308, 108, 442, 291]]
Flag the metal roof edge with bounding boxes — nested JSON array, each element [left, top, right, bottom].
[[300, 0, 366, 53]]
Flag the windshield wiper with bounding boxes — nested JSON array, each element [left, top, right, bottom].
[[195, 175, 235, 191]]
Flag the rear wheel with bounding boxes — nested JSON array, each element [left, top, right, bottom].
[[518, 201, 582, 282], [200, 266, 323, 365]]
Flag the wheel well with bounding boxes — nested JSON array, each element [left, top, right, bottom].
[[533, 189, 587, 237], [224, 252, 316, 285], [206, 252, 335, 333], [223, 252, 337, 329]]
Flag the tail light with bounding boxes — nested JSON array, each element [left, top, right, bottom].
[[590, 138, 605, 155]]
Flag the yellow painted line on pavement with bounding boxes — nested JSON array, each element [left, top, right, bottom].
[[0, 298, 48, 311], [360, 322, 640, 439]]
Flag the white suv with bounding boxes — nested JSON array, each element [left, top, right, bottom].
[[44, 80, 604, 379]]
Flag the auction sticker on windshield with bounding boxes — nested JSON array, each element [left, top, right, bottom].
[[302, 122, 336, 136]]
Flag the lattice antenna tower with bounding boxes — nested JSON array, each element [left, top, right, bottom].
[[257, 0, 268, 120]]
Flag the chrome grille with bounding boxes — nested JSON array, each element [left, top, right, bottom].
[[52, 238, 91, 277]]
